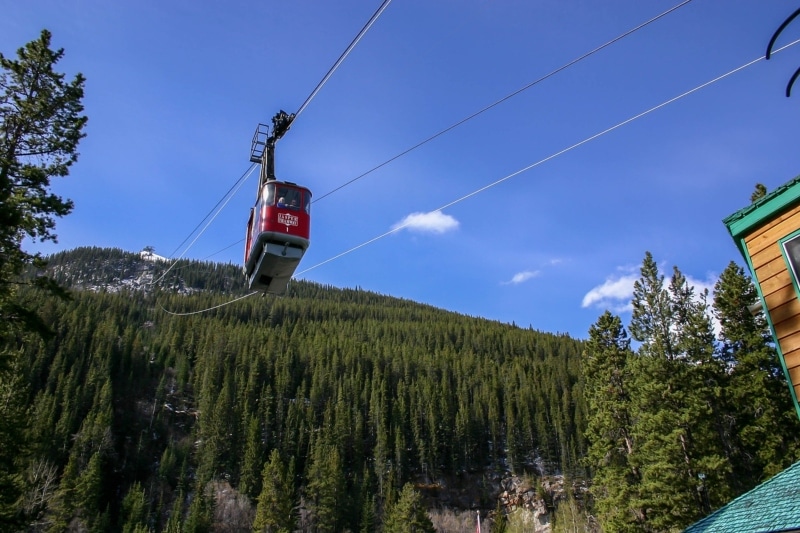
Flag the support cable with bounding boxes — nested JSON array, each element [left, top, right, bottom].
[[296, 39, 800, 276], [162, 39, 800, 316], [158, 2, 394, 314], [175, 0, 690, 261], [159, 1, 392, 268], [312, 0, 694, 203], [294, 0, 393, 120], [168, 163, 256, 258], [153, 163, 257, 285], [159, 291, 259, 317]]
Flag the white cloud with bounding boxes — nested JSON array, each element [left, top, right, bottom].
[[581, 270, 721, 328], [503, 270, 540, 285], [685, 274, 716, 299], [581, 273, 638, 312], [392, 210, 459, 234]]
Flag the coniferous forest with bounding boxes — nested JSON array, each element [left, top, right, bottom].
[[11, 247, 588, 532], [3, 27, 800, 533], [0, 246, 798, 532]]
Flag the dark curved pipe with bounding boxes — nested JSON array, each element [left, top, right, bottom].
[[767, 7, 800, 59], [787, 66, 800, 97]]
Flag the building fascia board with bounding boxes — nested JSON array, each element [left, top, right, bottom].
[[724, 176, 800, 244]]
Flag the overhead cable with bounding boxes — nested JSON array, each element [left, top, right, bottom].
[[168, 163, 256, 259], [159, 291, 258, 317], [153, 163, 257, 285], [188, 0, 691, 262], [296, 39, 800, 276], [159, 0, 392, 273], [295, 0, 393, 120], [312, 0, 694, 203], [161, 39, 800, 316]]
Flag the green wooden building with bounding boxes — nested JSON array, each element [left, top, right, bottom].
[[723, 175, 800, 420], [686, 177, 800, 532]]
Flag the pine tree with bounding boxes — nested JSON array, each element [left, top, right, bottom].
[[750, 183, 767, 203], [74, 450, 104, 530], [382, 483, 435, 533], [713, 262, 800, 486], [0, 30, 86, 529], [628, 253, 728, 530], [184, 481, 213, 533], [0, 28, 85, 530], [164, 490, 184, 533], [582, 311, 642, 530], [492, 499, 508, 533], [254, 449, 296, 533], [304, 441, 345, 532], [0, 366, 28, 528], [0, 29, 86, 339], [238, 412, 263, 498], [358, 492, 376, 533], [46, 453, 79, 532], [120, 481, 150, 533]]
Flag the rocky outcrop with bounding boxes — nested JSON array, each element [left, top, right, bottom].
[[416, 471, 590, 533]]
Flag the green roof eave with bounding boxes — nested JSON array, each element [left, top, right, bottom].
[[724, 175, 800, 257], [684, 460, 800, 532]]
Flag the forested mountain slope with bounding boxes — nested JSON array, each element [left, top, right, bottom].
[[15, 247, 587, 531]]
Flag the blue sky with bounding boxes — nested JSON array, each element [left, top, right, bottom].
[[3, 1, 800, 339]]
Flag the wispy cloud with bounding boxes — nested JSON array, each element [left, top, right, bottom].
[[392, 211, 459, 234], [581, 273, 638, 313], [503, 270, 540, 285], [581, 269, 720, 319], [685, 274, 716, 299]]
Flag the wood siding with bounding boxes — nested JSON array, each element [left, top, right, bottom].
[[744, 202, 800, 402]]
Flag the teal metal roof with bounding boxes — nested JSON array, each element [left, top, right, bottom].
[[684, 460, 800, 532], [723, 175, 800, 259]]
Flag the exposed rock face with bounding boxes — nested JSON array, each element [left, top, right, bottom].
[[494, 473, 592, 532], [46, 247, 211, 295], [417, 471, 589, 532], [497, 475, 556, 532]]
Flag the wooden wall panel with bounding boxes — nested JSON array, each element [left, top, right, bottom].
[[777, 330, 800, 355], [754, 253, 790, 280], [740, 200, 800, 410], [785, 349, 800, 370], [747, 202, 800, 236], [774, 311, 800, 343], [750, 242, 782, 271], [770, 300, 800, 326], [764, 285, 796, 313], [759, 271, 793, 298], [789, 365, 800, 396], [744, 203, 800, 256]]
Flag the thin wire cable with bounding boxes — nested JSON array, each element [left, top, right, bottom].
[[201, 239, 245, 261], [295, 0, 393, 120], [297, 39, 800, 276], [160, 291, 259, 316], [313, 0, 694, 203], [161, 1, 393, 271], [158, 39, 800, 317], [168, 163, 256, 258], [153, 163, 257, 285], [189, 0, 694, 258], [161, 240, 247, 276]]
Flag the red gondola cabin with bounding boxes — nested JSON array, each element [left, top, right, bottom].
[[244, 180, 311, 294]]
